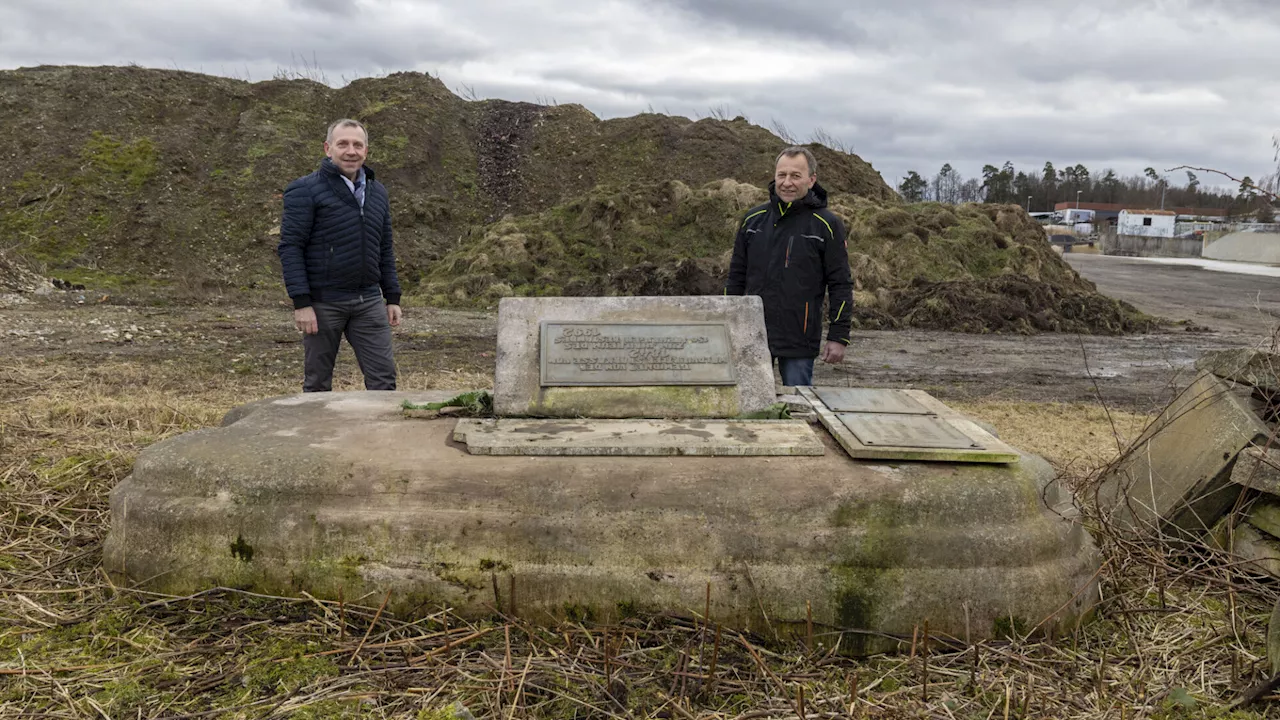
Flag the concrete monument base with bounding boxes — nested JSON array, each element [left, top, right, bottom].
[[105, 390, 1099, 652]]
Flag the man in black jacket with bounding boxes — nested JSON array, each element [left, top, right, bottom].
[[725, 146, 854, 386], [277, 118, 403, 392]]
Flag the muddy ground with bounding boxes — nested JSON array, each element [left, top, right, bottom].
[[2, 253, 1275, 414]]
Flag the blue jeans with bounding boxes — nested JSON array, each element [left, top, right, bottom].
[[775, 356, 815, 387]]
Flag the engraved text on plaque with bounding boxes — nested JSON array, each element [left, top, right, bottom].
[[540, 322, 736, 386]]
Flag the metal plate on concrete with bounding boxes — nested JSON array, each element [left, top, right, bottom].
[[540, 322, 736, 386], [455, 418, 823, 456], [837, 413, 984, 450], [813, 388, 932, 414], [799, 386, 1019, 464]]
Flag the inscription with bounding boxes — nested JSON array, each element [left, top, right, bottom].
[[540, 322, 736, 386]]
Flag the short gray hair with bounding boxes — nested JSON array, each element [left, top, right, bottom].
[[775, 146, 817, 176], [326, 118, 368, 143]]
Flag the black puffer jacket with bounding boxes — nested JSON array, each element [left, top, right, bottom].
[[277, 158, 401, 309], [725, 181, 854, 357]]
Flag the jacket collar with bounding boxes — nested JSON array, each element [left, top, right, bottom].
[[767, 180, 828, 212]]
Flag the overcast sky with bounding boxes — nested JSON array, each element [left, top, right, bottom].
[[2, 0, 1276, 195]]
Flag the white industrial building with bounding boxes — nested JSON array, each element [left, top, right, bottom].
[[1117, 209, 1176, 238]]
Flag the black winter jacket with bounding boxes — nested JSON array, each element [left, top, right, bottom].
[[725, 181, 854, 357], [277, 158, 401, 309]]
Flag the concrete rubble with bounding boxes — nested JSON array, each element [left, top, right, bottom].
[[1101, 348, 1280, 579]]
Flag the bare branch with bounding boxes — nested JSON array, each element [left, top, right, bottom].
[[1166, 165, 1279, 203]]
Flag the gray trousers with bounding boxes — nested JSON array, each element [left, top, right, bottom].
[[302, 296, 397, 392]]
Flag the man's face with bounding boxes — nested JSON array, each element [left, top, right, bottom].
[[774, 154, 815, 203], [324, 125, 368, 177]]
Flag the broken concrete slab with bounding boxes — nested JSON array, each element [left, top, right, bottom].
[[493, 296, 774, 418], [104, 390, 1099, 651], [453, 418, 824, 456], [1232, 446, 1280, 495], [1197, 349, 1280, 394], [1096, 372, 1270, 537]]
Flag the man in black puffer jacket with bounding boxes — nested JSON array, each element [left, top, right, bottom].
[[725, 146, 854, 387], [278, 118, 402, 392]]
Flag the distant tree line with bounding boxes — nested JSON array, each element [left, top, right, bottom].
[[896, 160, 1276, 218]]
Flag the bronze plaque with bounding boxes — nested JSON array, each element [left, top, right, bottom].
[[540, 322, 736, 386]]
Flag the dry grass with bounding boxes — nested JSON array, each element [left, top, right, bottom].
[[950, 400, 1153, 470], [2, 356, 1279, 718]]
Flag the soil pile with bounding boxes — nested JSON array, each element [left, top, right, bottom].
[[424, 181, 1152, 334], [0, 65, 894, 297], [0, 65, 1150, 333], [0, 250, 55, 294]]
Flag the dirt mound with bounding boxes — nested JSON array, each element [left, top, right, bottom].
[[424, 179, 1151, 334], [0, 65, 894, 296], [0, 251, 55, 294], [861, 276, 1155, 335]]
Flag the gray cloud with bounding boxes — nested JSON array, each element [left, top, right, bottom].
[[0, 0, 1275, 193]]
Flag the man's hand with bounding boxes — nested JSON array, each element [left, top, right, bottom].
[[820, 340, 846, 364], [387, 304, 403, 327], [294, 307, 318, 335]]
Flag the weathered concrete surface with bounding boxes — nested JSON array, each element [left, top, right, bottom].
[[453, 418, 824, 456], [1232, 446, 1280, 495], [493, 297, 774, 418], [800, 387, 1020, 464], [1102, 234, 1203, 258], [105, 391, 1100, 651], [1096, 373, 1269, 536], [1225, 524, 1280, 578], [1204, 232, 1280, 264], [1249, 501, 1280, 540], [1197, 348, 1280, 394]]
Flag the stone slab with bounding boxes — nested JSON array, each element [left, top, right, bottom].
[[1232, 446, 1280, 495], [1250, 500, 1280, 540], [105, 390, 1099, 652], [837, 413, 985, 450], [799, 387, 1019, 464], [540, 322, 736, 386], [1096, 372, 1269, 536], [1226, 523, 1280, 579], [454, 418, 824, 456], [813, 388, 931, 415], [495, 296, 773, 418], [1196, 349, 1280, 394]]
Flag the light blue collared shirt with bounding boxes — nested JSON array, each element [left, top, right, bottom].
[[340, 167, 366, 208]]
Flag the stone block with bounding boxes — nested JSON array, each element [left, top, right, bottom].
[[1197, 349, 1280, 394], [494, 296, 774, 418], [454, 418, 824, 456], [1096, 372, 1269, 536], [1232, 446, 1280, 496], [1250, 500, 1280, 540], [1226, 523, 1280, 578]]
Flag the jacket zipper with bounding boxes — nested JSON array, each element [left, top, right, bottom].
[[803, 302, 809, 334], [785, 237, 793, 268]]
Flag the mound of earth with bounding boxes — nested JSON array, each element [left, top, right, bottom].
[[424, 180, 1151, 334], [0, 65, 895, 296], [0, 250, 55, 294]]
